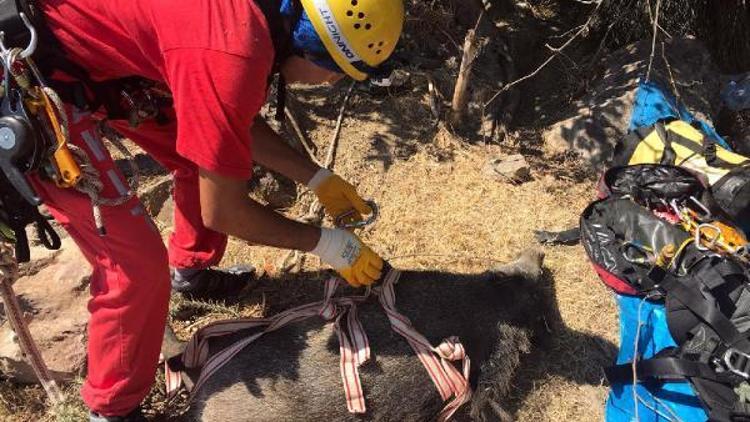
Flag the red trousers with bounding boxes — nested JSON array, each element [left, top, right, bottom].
[[31, 107, 228, 415]]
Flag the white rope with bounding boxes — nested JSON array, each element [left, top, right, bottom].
[[631, 292, 683, 422], [0, 241, 65, 404]]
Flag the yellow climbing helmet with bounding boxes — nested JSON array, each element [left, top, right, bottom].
[[299, 0, 405, 81]]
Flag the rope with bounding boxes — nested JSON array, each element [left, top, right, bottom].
[[631, 292, 684, 422], [44, 85, 140, 233], [0, 241, 65, 404]]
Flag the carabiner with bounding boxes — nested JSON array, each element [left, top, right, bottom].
[[695, 223, 722, 251], [688, 196, 712, 221], [0, 12, 37, 68], [335, 200, 379, 230]]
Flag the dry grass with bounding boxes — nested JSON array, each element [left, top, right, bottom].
[[215, 84, 620, 421], [0, 74, 619, 422]]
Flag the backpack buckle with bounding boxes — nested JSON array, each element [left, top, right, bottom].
[[724, 348, 750, 379]]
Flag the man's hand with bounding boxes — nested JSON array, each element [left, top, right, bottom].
[[308, 169, 372, 226], [311, 228, 384, 287]]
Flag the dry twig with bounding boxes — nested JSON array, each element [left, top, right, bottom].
[[645, 0, 663, 81], [284, 103, 322, 167], [449, 12, 484, 127], [277, 81, 357, 274], [484, 0, 603, 108]]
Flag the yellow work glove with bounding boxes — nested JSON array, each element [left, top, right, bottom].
[[307, 169, 372, 226], [311, 228, 384, 287]]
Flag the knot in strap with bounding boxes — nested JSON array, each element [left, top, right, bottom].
[[436, 337, 466, 361]]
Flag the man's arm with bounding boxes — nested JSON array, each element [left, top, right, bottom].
[[199, 168, 320, 251], [251, 116, 320, 185], [198, 168, 383, 287]]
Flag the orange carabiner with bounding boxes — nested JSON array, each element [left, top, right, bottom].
[[33, 87, 81, 188]]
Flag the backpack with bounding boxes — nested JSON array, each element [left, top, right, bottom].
[[581, 164, 750, 422], [614, 120, 750, 226]]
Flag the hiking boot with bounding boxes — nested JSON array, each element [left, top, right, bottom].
[[89, 407, 146, 422], [171, 265, 255, 301]]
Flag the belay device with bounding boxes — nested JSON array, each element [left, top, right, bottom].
[[0, 1, 82, 261]]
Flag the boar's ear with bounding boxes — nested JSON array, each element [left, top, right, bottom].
[[487, 248, 545, 283]]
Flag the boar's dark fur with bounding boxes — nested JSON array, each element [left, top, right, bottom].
[[184, 250, 547, 422]]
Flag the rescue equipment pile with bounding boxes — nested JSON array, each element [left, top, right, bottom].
[[581, 82, 750, 421]]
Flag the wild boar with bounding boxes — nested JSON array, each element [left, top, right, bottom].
[[182, 249, 547, 422]]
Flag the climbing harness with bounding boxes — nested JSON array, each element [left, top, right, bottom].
[[165, 269, 472, 421], [0, 1, 151, 257]]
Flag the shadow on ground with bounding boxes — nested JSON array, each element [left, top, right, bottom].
[[166, 260, 617, 421]]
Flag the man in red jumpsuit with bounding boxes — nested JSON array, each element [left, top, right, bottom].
[[28, 0, 404, 419]]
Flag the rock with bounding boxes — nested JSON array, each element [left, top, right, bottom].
[[484, 154, 531, 183], [542, 38, 722, 170], [139, 175, 173, 218], [0, 238, 90, 384]]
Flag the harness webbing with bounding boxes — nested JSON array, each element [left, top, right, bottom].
[[166, 269, 472, 420]]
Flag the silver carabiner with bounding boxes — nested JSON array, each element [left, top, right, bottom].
[[688, 196, 712, 221], [335, 200, 379, 230], [0, 12, 37, 70], [724, 348, 750, 379], [695, 223, 721, 251]]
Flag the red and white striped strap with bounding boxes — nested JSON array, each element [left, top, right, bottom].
[[165, 270, 472, 420], [374, 270, 472, 421]]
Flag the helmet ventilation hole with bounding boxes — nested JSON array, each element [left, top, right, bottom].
[[358, 12, 365, 18], [365, 23, 372, 30], [376, 49, 382, 55], [351, 0, 358, 5], [368, 43, 374, 49], [354, 23, 361, 29], [346, 10, 353, 16]]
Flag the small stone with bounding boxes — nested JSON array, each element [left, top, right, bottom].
[[484, 154, 531, 184]]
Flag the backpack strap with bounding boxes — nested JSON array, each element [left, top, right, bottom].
[[605, 356, 725, 383], [655, 122, 677, 165], [613, 126, 653, 167], [646, 266, 750, 352], [702, 137, 750, 170], [661, 122, 750, 170]]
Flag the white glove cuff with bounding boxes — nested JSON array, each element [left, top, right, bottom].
[[307, 168, 333, 191], [311, 228, 360, 269]]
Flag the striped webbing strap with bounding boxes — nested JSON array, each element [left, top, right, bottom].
[[166, 269, 472, 420]]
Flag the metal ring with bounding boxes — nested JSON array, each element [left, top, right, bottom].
[[696, 223, 721, 250], [335, 200, 379, 229]]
